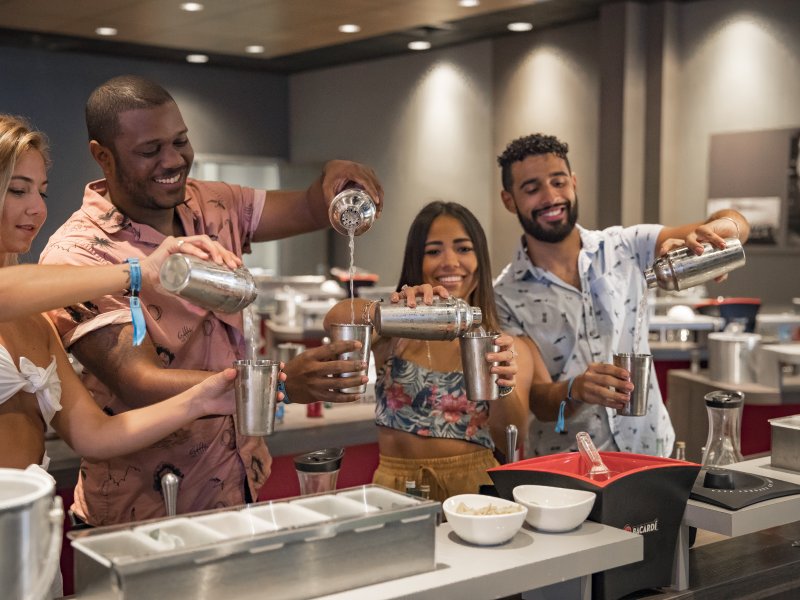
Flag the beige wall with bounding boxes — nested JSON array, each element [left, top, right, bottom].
[[491, 19, 600, 274], [290, 42, 494, 286]]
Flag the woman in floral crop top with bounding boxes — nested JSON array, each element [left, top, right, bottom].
[[324, 201, 533, 502]]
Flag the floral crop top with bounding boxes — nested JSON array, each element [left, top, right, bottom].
[[374, 355, 494, 450]]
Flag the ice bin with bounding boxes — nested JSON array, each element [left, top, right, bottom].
[[770, 414, 800, 472], [489, 452, 700, 600], [69, 485, 439, 600]]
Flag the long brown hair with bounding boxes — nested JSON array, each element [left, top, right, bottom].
[[396, 201, 499, 332], [0, 114, 50, 266]]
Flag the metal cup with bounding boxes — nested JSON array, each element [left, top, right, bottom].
[[233, 359, 280, 435], [613, 353, 653, 417], [460, 331, 500, 401], [328, 324, 372, 394]]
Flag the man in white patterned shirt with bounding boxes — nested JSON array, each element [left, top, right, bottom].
[[493, 133, 749, 458]]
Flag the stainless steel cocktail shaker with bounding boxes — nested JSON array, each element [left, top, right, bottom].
[[328, 188, 377, 236], [644, 237, 745, 291], [373, 296, 482, 340], [159, 254, 257, 313]]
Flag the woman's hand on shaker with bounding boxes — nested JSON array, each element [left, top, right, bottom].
[[283, 341, 368, 403], [572, 362, 633, 411], [141, 235, 242, 288], [390, 283, 450, 307], [489, 333, 518, 389]]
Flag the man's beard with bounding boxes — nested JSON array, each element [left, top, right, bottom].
[[517, 198, 579, 243]]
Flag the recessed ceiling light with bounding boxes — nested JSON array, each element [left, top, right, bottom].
[[186, 53, 209, 63], [459, 0, 480, 7], [338, 24, 361, 34], [408, 41, 431, 51], [245, 45, 265, 54], [507, 22, 533, 32], [95, 27, 118, 36], [180, 2, 204, 12]]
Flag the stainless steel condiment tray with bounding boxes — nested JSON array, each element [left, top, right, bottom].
[[69, 485, 440, 599]]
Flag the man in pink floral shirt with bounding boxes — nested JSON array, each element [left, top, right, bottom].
[[40, 75, 384, 525]]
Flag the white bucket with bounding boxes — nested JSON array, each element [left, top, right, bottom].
[[0, 468, 63, 600]]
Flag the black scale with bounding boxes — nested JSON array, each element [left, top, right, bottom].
[[690, 466, 800, 510]]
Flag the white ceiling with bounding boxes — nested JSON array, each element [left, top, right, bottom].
[[0, 0, 611, 72]]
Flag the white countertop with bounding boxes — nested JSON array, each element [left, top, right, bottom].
[[316, 520, 643, 600], [684, 456, 800, 537], [673, 456, 800, 590]]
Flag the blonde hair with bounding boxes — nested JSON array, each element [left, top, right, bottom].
[[0, 114, 50, 266]]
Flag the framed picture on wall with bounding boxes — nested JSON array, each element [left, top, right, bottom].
[[707, 197, 781, 245]]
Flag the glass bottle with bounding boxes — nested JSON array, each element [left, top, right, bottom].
[[674, 441, 686, 461], [655, 437, 665, 458], [404, 480, 418, 497], [419, 484, 431, 500], [701, 390, 744, 467]]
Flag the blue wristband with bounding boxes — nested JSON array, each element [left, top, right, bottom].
[[126, 258, 146, 346], [278, 380, 291, 404], [555, 377, 576, 434]]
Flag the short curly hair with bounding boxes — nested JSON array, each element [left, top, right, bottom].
[[497, 133, 570, 192], [86, 75, 175, 148]]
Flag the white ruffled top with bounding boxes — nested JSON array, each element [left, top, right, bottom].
[[0, 345, 62, 468]]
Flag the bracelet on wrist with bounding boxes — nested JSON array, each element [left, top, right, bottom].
[[126, 258, 146, 346], [555, 376, 576, 434], [719, 216, 740, 239], [278, 380, 291, 404]]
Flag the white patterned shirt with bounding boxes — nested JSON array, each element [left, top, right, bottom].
[[494, 224, 674, 458]]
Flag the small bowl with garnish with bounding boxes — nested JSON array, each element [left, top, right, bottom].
[[442, 493, 527, 545], [512, 484, 596, 532]]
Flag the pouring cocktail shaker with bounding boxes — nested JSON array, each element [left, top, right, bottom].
[[373, 296, 482, 340], [159, 254, 257, 313], [644, 237, 745, 291], [328, 188, 377, 236]]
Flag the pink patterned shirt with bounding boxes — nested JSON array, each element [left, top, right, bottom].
[[40, 178, 271, 525]]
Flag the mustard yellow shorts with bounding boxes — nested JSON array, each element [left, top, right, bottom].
[[372, 448, 499, 503]]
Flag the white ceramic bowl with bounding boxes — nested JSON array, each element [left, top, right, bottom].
[[512, 485, 596, 532], [442, 494, 527, 545]]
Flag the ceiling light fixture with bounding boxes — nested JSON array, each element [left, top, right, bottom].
[[458, 0, 480, 7], [245, 45, 265, 54], [180, 2, 204, 12], [95, 27, 118, 36], [186, 53, 209, 63], [408, 41, 431, 51], [507, 22, 533, 32], [338, 24, 361, 34]]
